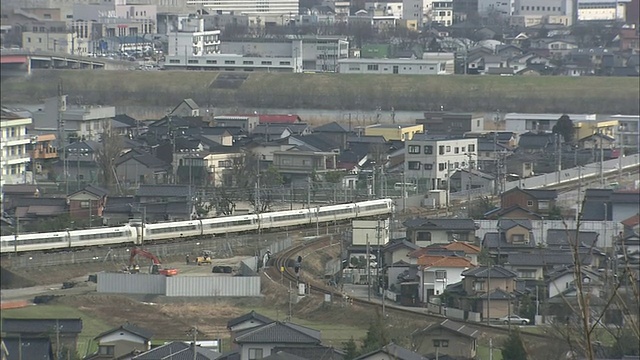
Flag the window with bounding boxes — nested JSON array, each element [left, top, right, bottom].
[[425, 163, 433, 170], [225, 60, 235, 64], [279, 61, 291, 65], [518, 269, 536, 279], [169, 59, 180, 64], [446, 146, 451, 152], [367, 64, 379, 71], [439, 146, 445, 155], [206, 60, 217, 64], [461, 146, 465, 152], [435, 270, 447, 280], [438, 163, 446, 171], [417, 231, 432, 241], [468, 144, 475, 152], [526, 200, 534, 207], [454, 147, 459, 154], [98, 346, 114, 355], [243, 60, 253, 65], [80, 201, 90, 208], [474, 281, 485, 291], [424, 145, 433, 154], [408, 161, 421, 170], [539, 200, 549, 210], [249, 349, 263, 360], [408, 145, 421, 154], [433, 339, 449, 347], [187, 59, 199, 64], [261, 61, 272, 65], [454, 162, 459, 168]]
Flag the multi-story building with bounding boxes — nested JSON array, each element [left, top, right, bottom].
[[432, 0, 454, 26], [364, 124, 424, 141], [1, 109, 35, 210], [402, 0, 424, 29], [610, 115, 640, 153], [186, 0, 299, 16], [21, 21, 88, 55], [30, 96, 116, 142], [477, 0, 515, 15], [404, 135, 478, 191], [219, 35, 349, 72], [578, 0, 629, 21], [504, 113, 597, 134], [365, 0, 405, 17], [163, 53, 299, 72], [168, 20, 220, 57]]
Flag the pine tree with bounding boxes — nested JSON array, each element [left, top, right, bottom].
[[501, 330, 528, 360], [342, 337, 359, 360]]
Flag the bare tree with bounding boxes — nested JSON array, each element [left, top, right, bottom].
[[96, 123, 124, 194]]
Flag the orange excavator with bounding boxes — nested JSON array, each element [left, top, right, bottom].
[[128, 248, 178, 276]]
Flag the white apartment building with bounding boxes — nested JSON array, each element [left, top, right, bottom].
[[1, 109, 34, 190], [578, 0, 628, 21], [365, 0, 405, 17], [186, 0, 299, 16], [610, 115, 640, 152], [432, 0, 454, 26], [404, 135, 478, 190], [504, 113, 597, 134], [478, 0, 515, 16], [164, 53, 300, 72], [514, 0, 573, 17], [338, 58, 453, 75]]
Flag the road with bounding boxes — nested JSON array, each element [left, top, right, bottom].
[[1, 276, 96, 302]]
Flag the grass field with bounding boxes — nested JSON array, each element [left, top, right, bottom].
[[1, 70, 638, 114], [1, 304, 112, 358]]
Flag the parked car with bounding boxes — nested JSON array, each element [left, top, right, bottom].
[[499, 315, 530, 325]]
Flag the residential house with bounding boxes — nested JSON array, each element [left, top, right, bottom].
[[186, 127, 234, 147], [363, 124, 424, 142], [546, 229, 599, 249], [259, 114, 302, 124], [31, 134, 59, 175], [529, 38, 578, 58], [441, 242, 481, 265], [233, 322, 322, 360], [113, 114, 144, 138], [482, 219, 536, 260], [383, 240, 420, 269], [205, 150, 244, 187], [176, 152, 208, 186], [484, 204, 544, 220], [12, 197, 68, 224], [461, 266, 518, 319], [504, 154, 535, 179], [135, 185, 194, 204], [214, 115, 260, 133], [500, 187, 557, 216], [1, 318, 82, 352], [3, 337, 53, 360], [581, 189, 640, 222], [271, 346, 345, 360], [354, 343, 427, 360], [253, 124, 293, 141], [516, 132, 557, 153], [505, 249, 597, 285], [227, 311, 275, 342], [61, 140, 100, 185], [67, 184, 108, 220], [417, 254, 475, 302], [86, 323, 153, 360], [313, 122, 352, 150], [412, 320, 478, 360], [578, 132, 616, 151], [621, 213, 640, 235], [272, 146, 338, 180], [403, 218, 477, 247], [449, 168, 495, 193], [132, 342, 219, 360], [416, 112, 483, 137], [1, 184, 40, 210], [547, 265, 604, 299], [610, 191, 640, 223], [170, 98, 200, 117], [115, 149, 171, 187], [404, 134, 478, 191], [288, 135, 340, 154], [102, 196, 137, 225]]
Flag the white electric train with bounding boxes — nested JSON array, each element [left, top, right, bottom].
[[0, 199, 393, 254]]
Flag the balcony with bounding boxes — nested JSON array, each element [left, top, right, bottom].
[[32, 147, 58, 160], [1, 134, 33, 147]]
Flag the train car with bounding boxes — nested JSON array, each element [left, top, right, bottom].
[[261, 208, 312, 230], [144, 220, 202, 242], [0, 231, 70, 254], [315, 203, 358, 223], [355, 199, 394, 218], [68, 225, 137, 248], [201, 214, 259, 236]]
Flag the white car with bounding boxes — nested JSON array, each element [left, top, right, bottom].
[[500, 315, 530, 325]]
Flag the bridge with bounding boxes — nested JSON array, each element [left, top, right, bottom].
[[0, 49, 135, 77]]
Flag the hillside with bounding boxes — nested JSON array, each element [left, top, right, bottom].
[[1, 70, 638, 114]]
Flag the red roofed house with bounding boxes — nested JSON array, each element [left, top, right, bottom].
[[259, 114, 302, 124], [442, 242, 481, 265], [621, 213, 640, 234], [417, 255, 474, 304]]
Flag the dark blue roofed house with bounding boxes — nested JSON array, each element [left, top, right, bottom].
[[482, 219, 535, 262], [115, 149, 172, 186], [355, 343, 428, 360], [232, 321, 322, 360], [134, 185, 197, 222], [1, 318, 82, 356], [581, 189, 640, 222], [312, 121, 352, 150], [412, 319, 479, 360], [3, 336, 54, 360], [85, 323, 153, 360], [516, 132, 556, 154], [403, 218, 477, 247], [226, 311, 275, 346]]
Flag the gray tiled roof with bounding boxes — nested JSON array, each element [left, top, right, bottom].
[[517, 132, 554, 149], [227, 311, 274, 329], [482, 232, 536, 249], [2, 318, 83, 334], [383, 239, 420, 252], [273, 346, 345, 360], [290, 134, 339, 152], [314, 121, 350, 133], [3, 336, 53, 360], [133, 341, 189, 359], [610, 192, 640, 204], [95, 323, 153, 340], [546, 229, 599, 248], [136, 185, 193, 197], [416, 319, 478, 339], [263, 351, 310, 360], [235, 322, 321, 344], [498, 219, 533, 230], [522, 188, 557, 200], [479, 288, 513, 300], [462, 266, 517, 278], [355, 343, 428, 360], [506, 251, 590, 267], [403, 218, 476, 230]]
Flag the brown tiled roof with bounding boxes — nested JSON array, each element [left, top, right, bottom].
[[417, 255, 474, 268], [622, 213, 640, 228], [443, 242, 481, 254]]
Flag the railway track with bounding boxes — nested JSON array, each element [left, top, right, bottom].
[[266, 235, 552, 341]]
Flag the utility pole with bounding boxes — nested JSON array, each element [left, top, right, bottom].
[[366, 236, 371, 302], [600, 130, 605, 186], [307, 175, 311, 209], [493, 110, 500, 195], [57, 80, 67, 195], [556, 133, 562, 184], [467, 152, 473, 217]]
